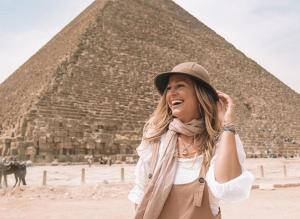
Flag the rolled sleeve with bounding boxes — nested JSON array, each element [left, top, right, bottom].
[[127, 140, 152, 204], [206, 164, 255, 202], [206, 134, 255, 202]]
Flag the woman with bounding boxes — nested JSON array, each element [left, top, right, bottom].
[[128, 62, 255, 219]]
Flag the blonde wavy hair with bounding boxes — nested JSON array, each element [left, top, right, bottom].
[[143, 76, 221, 167]]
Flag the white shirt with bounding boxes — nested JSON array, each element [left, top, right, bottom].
[[128, 133, 255, 216]]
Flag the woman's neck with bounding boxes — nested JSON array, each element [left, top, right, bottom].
[[178, 134, 194, 143], [176, 115, 202, 124]]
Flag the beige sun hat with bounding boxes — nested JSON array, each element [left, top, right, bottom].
[[154, 62, 219, 101]]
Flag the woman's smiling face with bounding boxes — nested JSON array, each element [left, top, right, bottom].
[[166, 74, 200, 123]]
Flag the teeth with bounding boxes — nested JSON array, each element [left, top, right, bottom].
[[172, 100, 183, 105]]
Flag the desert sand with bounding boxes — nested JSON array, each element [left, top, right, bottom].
[[1, 158, 300, 219]]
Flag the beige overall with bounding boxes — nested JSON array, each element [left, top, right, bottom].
[[158, 162, 221, 219], [148, 143, 221, 219]]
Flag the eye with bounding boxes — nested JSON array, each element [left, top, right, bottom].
[[176, 83, 184, 88], [166, 86, 171, 91]]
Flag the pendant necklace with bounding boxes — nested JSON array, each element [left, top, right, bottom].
[[180, 135, 195, 156]]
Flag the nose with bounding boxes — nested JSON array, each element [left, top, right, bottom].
[[169, 89, 179, 98], [168, 86, 179, 95]]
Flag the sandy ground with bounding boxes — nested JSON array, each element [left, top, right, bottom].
[[1, 158, 300, 219], [0, 183, 134, 219], [1, 185, 300, 219]]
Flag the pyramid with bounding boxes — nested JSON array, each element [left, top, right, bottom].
[[0, 0, 299, 162]]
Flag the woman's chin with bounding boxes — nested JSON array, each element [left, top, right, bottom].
[[172, 111, 185, 121]]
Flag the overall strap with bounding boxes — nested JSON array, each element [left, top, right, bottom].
[[198, 154, 208, 179], [194, 153, 208, 207]]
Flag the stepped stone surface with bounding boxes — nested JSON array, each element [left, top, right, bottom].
[[0, 0, 299, 162]]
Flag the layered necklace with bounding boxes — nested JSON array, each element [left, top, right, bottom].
[[177, 135, 203, 158]]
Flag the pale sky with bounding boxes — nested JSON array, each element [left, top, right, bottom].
[[0, 0, 299, 93]]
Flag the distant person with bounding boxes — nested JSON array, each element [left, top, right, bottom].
[[128, 62, 255, 219], [99, 156, 105, 165], [87, 155, 93, 167]]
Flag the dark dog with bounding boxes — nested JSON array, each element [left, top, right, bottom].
[[0, 160, 27, 188]]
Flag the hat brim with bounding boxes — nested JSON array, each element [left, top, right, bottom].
[[154, 72, 219, 102]]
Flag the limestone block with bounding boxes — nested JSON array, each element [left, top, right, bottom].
[[39, 142, 50, 150], [39, 136, 47, 144], [10, 142, 17, 149], [72, 141, 80, 147], [25, 146, 36, 155], [58, 142, 72, 149], [3, 138, 12, 144], [53, 137, 62, 143], [75, 132, 84, 138], [85, 138, 96, 149], [115, 154, 124, 162], [16, 136, 25, 141], [55, 130, 68, 137], [63, 137, 72, 143], [40, 127, 48, 133], [68, 131, 77, 137], [46, 136, 54, 143]]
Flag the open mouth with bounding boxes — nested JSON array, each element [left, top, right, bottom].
[[171, 99, 184, 108]]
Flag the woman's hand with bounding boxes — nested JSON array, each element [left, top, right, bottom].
[[216, 90, 236, 126]]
